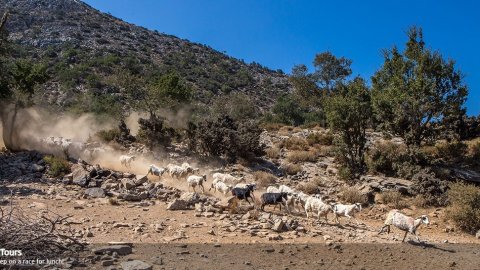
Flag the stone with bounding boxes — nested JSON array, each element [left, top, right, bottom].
[[272, 220, 287, 232], [121, 179, 136, 190], [476, 230, 480, 239], [167, 199, 190, 210], [84, 187, 106, 198], [72, 164, 90, 187], [113, 223, 131, 228], [134, 175, 148, 186], [93, 245, 132, 256], [151, 256, 163, 265], [120, 260, 152, 270]]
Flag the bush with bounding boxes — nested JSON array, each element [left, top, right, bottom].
[[338, 166, 353, 181], [254, 171, 277, 188], [96, 128, 120, 143], [286, 150, 317, 163], [282, 163, 302, 175], [265, 147, 281, 159], [43, 156, 70, 177], [306, 132, 334, 146], [446, 182, 480, 233], [378, 191, 408, 209], [366, 141, 410, 177], [435, 141, 468, 163], [137, 116, 176, 148], [469, 141, 480, 160], [188, 116, 264, 162], [411, 195, 428, 208], [410, 169, 449, 207], [296, 178, 324, 194], [281, 137, 309, 150], [339, 187, 367, 204]]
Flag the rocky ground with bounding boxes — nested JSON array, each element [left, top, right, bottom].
[[1, 127, 480, 269]]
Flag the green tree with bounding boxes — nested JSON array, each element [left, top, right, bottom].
[[313, 51, 352, 93], [271, 94, 306, 126], [371, 27, 468, 147], [324, 77, 371, 176], [1, 59, 47, 150]]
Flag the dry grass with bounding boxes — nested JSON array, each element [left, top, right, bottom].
[[278, 137, 309, 150], [339, 187, 367, 204], [306, 132, 334, 146], [261, 123, 284, 131], [283, 163, 302, 175], [296, 178, 324, 194], [411, 195, 428, 209], [286, 150, 317, 163], [378, 191, 409, 209], [265, 147, 281, 159], [446, 182, 480, 233], [254, 171, 277, 187]]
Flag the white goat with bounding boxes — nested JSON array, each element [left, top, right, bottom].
[[378, 210, 429, 242], [209, 180, 233, 195], [166, 164, 187, 179], [147, 164, 166, 179], [266, 185, 280, 193], [181, 162, 200, 174], [278, 185, 295, 194], [212, 172, 244, 185], [187, 175, 207, 193], [119, 155, 136, 168], [332, 203, 362, 225], [304, 196, 333, 223]]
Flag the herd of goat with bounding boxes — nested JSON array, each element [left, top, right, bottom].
[[132, 156, 430, 243], [36, 137, 430, 243]]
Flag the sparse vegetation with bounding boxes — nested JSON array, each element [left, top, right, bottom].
[[378, 191, 409, 209], [296, 177, 324, 194], [265, 147, 281, 159], [254, 171, 276, 188], [286, 150, 317, 163], [43, 155, 71, 177], [339, 187, 367, 204], [282, 163, 302, 175], [306, 132, 334, 146], [446, 182, 480, 233]]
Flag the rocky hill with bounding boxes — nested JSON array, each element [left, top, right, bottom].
[[0, 0, 292, 111]]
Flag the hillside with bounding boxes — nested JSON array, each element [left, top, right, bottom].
[[0, 0, 292, 111]]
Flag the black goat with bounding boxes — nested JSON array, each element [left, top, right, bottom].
[[231, 184, 256, 205], [260, 192, 288, 211]]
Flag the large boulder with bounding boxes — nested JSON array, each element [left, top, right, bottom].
[[121, 178, 136, 190], [166, 199, 190, 211], [84, 187, 106, 198], [71, 164, 90, 187], [121, 260, 152, 270]]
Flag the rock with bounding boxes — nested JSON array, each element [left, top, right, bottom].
[[118, 192, 148, 201], [180, 192, 201, 204], [151, 256, 163, 265], [93, 245, 132, 256], [101, 260, 114, 266], [120, 260, 152, 270], [113, 223, 131, 228], [72, 164, 90, 187], [121, 179, 136, 190], [476, 230, 480, 239], [272, 220, 287, 232], [84, 187, 106, 198], [167, 199, 190, 211], [134, 175, 148, 186], [31, 164, 45, 172], [203, 212, 214, 218]]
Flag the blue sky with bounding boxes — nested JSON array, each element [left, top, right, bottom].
[[83, 0, 479, 116]]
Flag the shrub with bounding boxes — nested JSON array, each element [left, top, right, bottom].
[[261, 122, 283, 131], [254, 171, 276, 188], [411, 195, 428, 208], [282, 163, 302, 175], [188, 116, 264, 162], [281, 137, 309, 151], [366, 141, 409, 176], [137, 116, 176, 148], [306, 132, 334, 146], [265, 147, 281, 159], [96, 128, 120, 143], [338, 166, 353, 181], [339, 187, 367, 204], [286, 150, 317, 163], [296, 178, 324, 194], [469, 141, 480, 160], [435, 141, 468, 163], [446, 182, 480, 233], [43, 156, 70, 177], [378, 191, 408, 209]]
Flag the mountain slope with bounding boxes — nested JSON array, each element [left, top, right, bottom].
[[0, 0, 292, 111]]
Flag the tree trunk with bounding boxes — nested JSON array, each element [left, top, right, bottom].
[[0, 103, 21, 151]]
